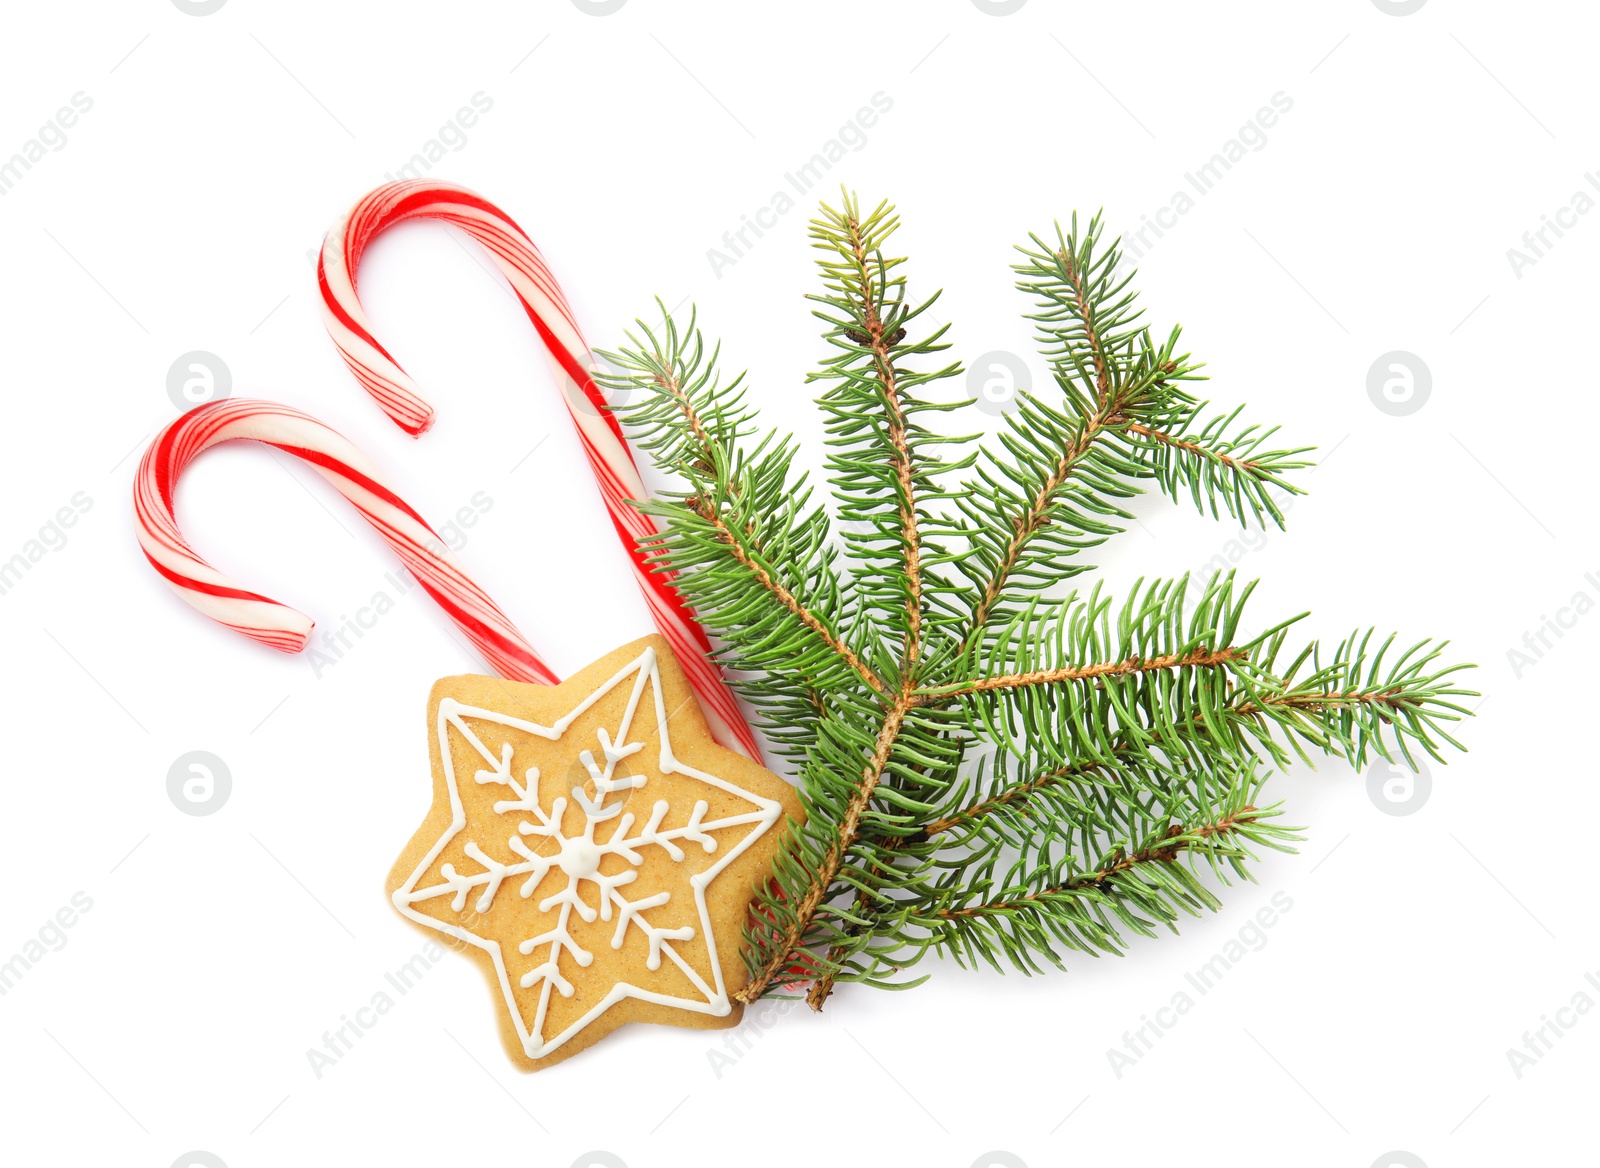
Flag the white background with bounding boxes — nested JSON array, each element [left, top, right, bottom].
[[0, 2, 1593, 1166]]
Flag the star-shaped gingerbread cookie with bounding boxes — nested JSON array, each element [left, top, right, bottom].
[[388, 635, 802, 1070]]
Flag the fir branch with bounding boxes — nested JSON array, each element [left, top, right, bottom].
[[923, 753, 1166, 841], [825, 202, 925, 661], [677, 492, 887, 697], [808, 735, 1284, 997], [597, 307, 880, 757], [735, 691, 917, 1003], [922, 644, 1248, 699], [943, 575, 1272, 770], [1225, 630, 1476, 768], [1019, 211, 1148, 403], [921, 800, 1296, 975], [924, 759, 1093, 839], [944, 806, 1267, 912], [1117, 406, 1314, 528], [603, 193, 1476, 1008], [806, 189, 969, 674], [934, 217, 1312, 659], [946, 393, 1131, 656]]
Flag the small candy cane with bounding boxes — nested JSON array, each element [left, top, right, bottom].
[[134, 397, 558, 685], [318, 180, 761, 760]]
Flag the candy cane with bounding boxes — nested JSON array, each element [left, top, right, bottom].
[[318, 180, 761, 760], [135, 397, 558, 686]]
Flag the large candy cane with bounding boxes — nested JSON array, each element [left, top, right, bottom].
[[318, 180, 761, 760], [135, 398, 558, 686]]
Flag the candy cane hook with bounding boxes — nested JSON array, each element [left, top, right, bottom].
[[134, 398, 558, 686], [318, 180, 761, 760]]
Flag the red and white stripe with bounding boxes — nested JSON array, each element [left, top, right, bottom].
[[134, 398, 559, 686], [318, 180, 760, 760]]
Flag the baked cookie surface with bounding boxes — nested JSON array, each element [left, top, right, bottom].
[[388, 634, 802, 1070]]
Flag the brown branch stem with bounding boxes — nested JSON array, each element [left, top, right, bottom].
[[921, 646, 1247, 701], [1061, 245, 1112, 404], [934, 806, 1258, 921], [958, 409, 1114, 656], [1234, 687, 1408, 718], [1122, 421, 1268, 477], [921, 759, 1105, 839], [805, 836, 903, 1011], [648, 358, 889, 699], [735, 690, 914, 1004], [684, 496, 888, 698], [845, 216, 925, 668]]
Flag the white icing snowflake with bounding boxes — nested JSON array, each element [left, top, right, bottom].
[[392, 645, 781, 1059]]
